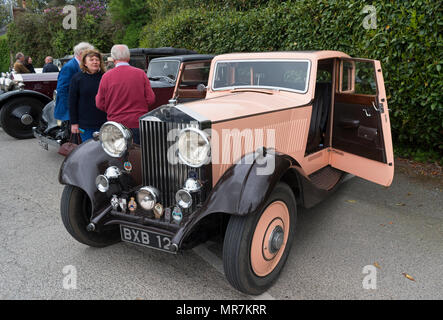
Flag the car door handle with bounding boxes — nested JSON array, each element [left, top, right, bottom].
[[363, 108, 372, 117], [372, 101, 384, 113]]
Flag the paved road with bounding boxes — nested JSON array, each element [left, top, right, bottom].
[[0, 128, 442, 300]]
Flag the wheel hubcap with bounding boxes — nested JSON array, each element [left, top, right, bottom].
[[250, 201, 290, 277], [269, 226, 284, 253], [20, 114, 33, 125]]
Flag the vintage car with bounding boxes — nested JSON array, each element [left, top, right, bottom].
[[58, 51, 394, 295], [0, 47, 197, 140], [0, 72, 58, 139], [33, 54, 213, 150], [128, 47, 197, 71]]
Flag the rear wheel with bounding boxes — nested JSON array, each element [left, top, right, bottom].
[[0, 97, 44, 139], [60, 185, 120, 247], [223, 182, 297, 295]]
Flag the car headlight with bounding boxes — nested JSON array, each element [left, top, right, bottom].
[[99, 121, 132, 158], [177, 127, 211, 167], [137, 186, 159, 211]]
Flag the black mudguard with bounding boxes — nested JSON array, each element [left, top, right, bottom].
[[0, 90, 52, 107], [174, 150, 303, 245], [59, 139, 142, 215]]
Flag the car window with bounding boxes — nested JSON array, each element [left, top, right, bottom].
[[213, 60, 310, 92], [341, 60, 377, 95], [147, 60, 180, 81], [129, 56, 147, 71], [179, 61, 211, 88]]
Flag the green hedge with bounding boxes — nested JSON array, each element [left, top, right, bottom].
[[0, 37, 10, 72], [140, 0, 443, 161]]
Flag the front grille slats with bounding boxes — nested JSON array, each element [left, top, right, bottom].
[[140, 119, 208, 209]]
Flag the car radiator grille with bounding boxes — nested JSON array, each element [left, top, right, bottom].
[[139, 119, 208, 209]]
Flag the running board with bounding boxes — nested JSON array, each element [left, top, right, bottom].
[[308, 166, 343, 191]]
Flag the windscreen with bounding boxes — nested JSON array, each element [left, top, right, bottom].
[[213, 60, 310, 92], [147, 60, 180, 81]]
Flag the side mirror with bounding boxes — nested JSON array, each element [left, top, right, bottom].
[[197, 83, 207, 92]]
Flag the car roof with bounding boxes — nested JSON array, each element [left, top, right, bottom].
[[212, 50, 351, 61], [129, 47, 197, 55], [150, 54, 215, 63]]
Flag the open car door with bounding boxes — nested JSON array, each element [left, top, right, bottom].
[[330, 58, 394, 186]]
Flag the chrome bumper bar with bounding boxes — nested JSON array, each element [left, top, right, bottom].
[[32, 127, 62, 148]]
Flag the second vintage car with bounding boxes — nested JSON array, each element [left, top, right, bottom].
[[0, 47, 198, 140], [58, 51, 394, 295], [33, 54, 213, 150], [0, 72, 58, 139]]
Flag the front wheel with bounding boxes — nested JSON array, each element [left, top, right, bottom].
[[0, 97, 44, 139], [60, 185, 120, 247], [223, 182, 297, 295]]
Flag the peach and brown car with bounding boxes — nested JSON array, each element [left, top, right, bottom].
[[59, 50, 394, 295]]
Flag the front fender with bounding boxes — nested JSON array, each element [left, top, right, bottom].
[[0, 89, 52, 106], [59, 139, 142, 214], [174, 150, 302, 246]]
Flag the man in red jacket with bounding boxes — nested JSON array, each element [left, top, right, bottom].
[[96, 44, 155, 144]]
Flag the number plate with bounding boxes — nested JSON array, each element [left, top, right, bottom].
[[120, 225, 174, 253]]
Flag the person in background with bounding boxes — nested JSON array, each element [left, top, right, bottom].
[[95, 44, 155, 144], [105, 56, 115, 70], [54, 42, 94, 123], [13, 52, 30, 73], [69, 49, 107, 142], [23, 56, 36, 73], [42, 56, 59, 73]]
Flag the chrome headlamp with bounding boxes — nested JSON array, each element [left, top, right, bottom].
[[95, 175, 109, 193], [99, 121, 132, 158], [95, 166, 122, 193], [137, 186, 159, 211], [177, 127, 211, 168]]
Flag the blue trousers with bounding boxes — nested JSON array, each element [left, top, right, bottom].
[[79, 128, 100, 142]]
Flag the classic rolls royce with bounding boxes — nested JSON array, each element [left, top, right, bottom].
[[34, 54, 213, 150], [58, 51, 394, 295]]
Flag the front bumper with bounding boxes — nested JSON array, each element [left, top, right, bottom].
[[33, 126, 62, 148]]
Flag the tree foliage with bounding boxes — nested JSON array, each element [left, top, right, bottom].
[[139, 0, 442, 160], [7, 0, 117, 67]]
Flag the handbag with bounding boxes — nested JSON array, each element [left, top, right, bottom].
[[58, 133, 82, 157]]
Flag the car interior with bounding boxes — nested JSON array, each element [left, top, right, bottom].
[[306, 59, 333, 155]]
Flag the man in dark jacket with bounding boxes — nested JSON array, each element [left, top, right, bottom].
[[42, 56, 59, 73]]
